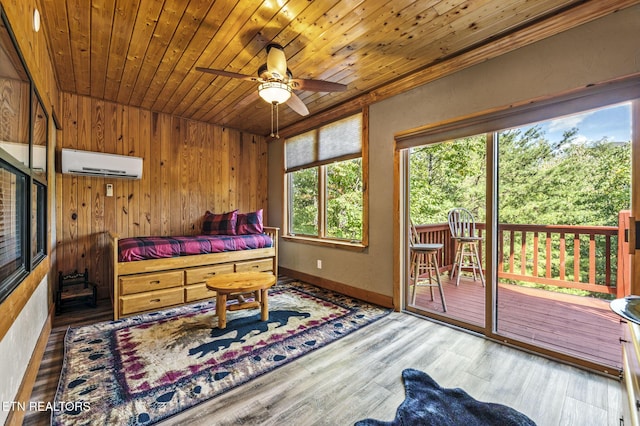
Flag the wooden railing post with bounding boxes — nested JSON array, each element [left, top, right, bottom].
[[618, 210, 631, 297]]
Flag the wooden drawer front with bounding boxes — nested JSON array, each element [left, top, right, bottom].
[[185, 283, 217, 302], [119, 288, 184, 316], [120, 271, 184, 295], [185, 264, 234, 285], [235, 258, 273, 273]]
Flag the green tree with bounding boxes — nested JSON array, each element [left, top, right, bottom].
[[326, 158, 363, 240], [290, 168, 318, 235], [410, 135, 486, 224]]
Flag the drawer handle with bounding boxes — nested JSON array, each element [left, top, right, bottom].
[[150, 298, 161, 303], [206, 272, 217, 277], [149, 280, 160, 285]]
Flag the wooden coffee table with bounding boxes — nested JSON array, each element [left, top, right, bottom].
[[206, 272, 277, 329]]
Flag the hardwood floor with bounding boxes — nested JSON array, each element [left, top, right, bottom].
[[24, 280, 623, 426]]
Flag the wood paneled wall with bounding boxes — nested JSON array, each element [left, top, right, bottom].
[[55, 92, 268, 299]]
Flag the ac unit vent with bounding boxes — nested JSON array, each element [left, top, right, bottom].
[[61, 149, 142, 179]]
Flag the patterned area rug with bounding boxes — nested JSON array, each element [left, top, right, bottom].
[[355, 368, 536, 426], [52, 280, 390, 425]]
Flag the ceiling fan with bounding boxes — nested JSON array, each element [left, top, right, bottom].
[[196, 43, 347, 137]]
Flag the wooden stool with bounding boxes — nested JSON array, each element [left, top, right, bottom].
[[206, 272, 277, 329], [409, 243, 446, 311]]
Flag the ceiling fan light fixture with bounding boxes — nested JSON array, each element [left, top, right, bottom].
[[258, 81, 291, 104]]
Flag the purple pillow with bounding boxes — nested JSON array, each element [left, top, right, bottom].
[[236, 209, 264, 235], [202, 210, 237, 235]]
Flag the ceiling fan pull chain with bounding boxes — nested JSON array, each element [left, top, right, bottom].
[[275, 102, 280, 139], [270, 102, 275, 138]]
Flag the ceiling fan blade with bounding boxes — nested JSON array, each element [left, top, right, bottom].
[[290, 78, 347, 92], [196, 67, 257, 82], [266, 44, 287, 80], [287, 92, 309, 116]]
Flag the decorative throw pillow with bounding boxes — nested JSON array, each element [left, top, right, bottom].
[[202, 210, 237, 235], [236, 209, 264, 235]]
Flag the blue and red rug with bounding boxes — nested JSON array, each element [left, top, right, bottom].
[[52, 280, 390, 425]]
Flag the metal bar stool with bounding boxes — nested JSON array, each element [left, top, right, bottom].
[[410, 220, 446, 311]]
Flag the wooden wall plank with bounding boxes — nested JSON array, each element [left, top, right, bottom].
[[213, 126, 223, 212], [76, 96, 92, 275], [116, 105, 129, 238], [127, 107, 140, 236], [159, 114, 171, 235], [91, 99, 106, 296], [103, 101, 118, 266], [191, 121, 205, 233], [60, 93, 78, 277], [204, 125, 215, 212], [139, 109, 151, 236], [149, 112, 162, 235], [220, 128, 230, 211], [170, 117, 183, 234]]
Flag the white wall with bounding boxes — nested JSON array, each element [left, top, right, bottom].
[[0, 277, 48, 424], [269, 5, 640, 298]]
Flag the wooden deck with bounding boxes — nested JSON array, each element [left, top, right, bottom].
[[411, 275, 624, 370]]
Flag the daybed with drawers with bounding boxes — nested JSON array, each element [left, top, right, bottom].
[[108, 210, 278, 320]]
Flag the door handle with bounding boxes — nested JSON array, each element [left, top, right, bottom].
[[630, 217, 636, 254]]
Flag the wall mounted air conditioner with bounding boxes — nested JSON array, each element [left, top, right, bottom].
[[61, 148, 143, 179]]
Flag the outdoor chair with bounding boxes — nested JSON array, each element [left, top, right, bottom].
[[448, 208, 485, 287], [409, 219, 446, 311]]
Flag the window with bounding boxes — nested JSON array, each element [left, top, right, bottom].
[[285, 112, 367, 247], [0, 10, 48, 303], [0, 162, 27, 297], [31, 180, 46, 264]]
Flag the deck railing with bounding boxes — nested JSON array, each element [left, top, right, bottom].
[[414, 210, 630, 298]]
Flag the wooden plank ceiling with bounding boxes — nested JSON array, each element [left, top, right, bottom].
[[39, 0, 637, 136]]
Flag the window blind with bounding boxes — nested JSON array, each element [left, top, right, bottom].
[[285, 113, 362, 172], [0, 165, 24, 282]]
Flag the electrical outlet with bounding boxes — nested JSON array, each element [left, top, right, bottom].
[[106, 183, 113, 197], [316, 259, 322, 269]]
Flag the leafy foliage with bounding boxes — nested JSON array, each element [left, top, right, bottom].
[[409, 126, 630, 227], [410, 135, 487, 224], [290, 168, 318, 236], [290, 158, 363, 241], [326, 158, 363, 240]]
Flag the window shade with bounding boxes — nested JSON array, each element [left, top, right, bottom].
[[0, 165, 24, 282], [285, 113, 362, 172]]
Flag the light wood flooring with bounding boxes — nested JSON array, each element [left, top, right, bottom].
[[24, 281, 624, 426]]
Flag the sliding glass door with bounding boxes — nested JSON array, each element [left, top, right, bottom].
[[399, 94, 637, 372]]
